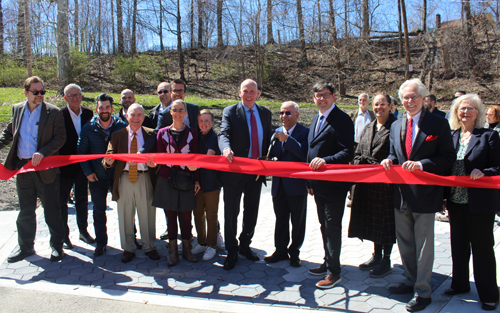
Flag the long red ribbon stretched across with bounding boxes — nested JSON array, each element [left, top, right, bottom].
[[0, 153, 499, 189]]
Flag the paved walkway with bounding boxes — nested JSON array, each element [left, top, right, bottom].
[[0, 184, 499, 312]]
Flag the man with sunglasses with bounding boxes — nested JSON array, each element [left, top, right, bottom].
[[264, 101, 309, 268], [306, 81, 354, 289], [148, 82, 172, 128], [0, 76, 67, 263]]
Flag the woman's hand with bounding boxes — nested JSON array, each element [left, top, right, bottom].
[[470, 168, 484, 180], [194, 181, 201, 195], [104, 156, 114, 166], [187, 165, 198, 171]]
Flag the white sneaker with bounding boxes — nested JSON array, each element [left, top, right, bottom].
[[191, 242, 207, 254], [216, 232, 225, 250], [202, 247, 216, 261]]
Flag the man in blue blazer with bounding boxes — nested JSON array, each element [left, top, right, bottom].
[[264, 101, 309, 268], [381, 79, 455, 312], [218, 79, 273, 270], [306, 81, 354, 289]]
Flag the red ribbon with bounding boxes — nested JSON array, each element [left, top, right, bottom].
[[1, 153, 500, 189]]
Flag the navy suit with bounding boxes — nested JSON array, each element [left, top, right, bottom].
[[307, 105, 354, 276], [431, 108, 446, 118], [218, 102, 272, 255], [445, 128, 500, 303], [59, 106, 93, 239], [269, 124, 309, 258], [387, 108, 455, 298]]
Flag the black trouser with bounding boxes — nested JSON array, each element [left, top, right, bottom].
[[448, 201, 499, 303], [59, 169, 89, 237], [223, 174, 262, 255], [272, 179, 307, 258], [16, 171, 64, 251]]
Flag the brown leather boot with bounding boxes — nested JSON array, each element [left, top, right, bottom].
[[182, 239, 198, 263], [167, 240, 178, 266]]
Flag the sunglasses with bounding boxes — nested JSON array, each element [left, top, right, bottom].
[[157, 90, 169, 95], [29, 90, 46, 96], [279, 111, 292, 116], [171, 109, 186, 113]]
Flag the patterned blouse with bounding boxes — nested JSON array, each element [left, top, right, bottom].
[[450, 134, 470, 204]]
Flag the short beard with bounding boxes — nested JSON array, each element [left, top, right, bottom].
[[99, 113, 110, 122]]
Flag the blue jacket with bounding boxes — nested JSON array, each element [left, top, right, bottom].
[[77, 116, 127, 180], [269, 123, 309, 197]]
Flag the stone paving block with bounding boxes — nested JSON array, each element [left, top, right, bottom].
[[260, 275, 285, 285], [364, 277, 390, 288], [45, 269, 70, 278], [264, 267, 288, 276], [366, 295, 398, 310], [6, 261, 31, 269], [92, 277, 116, 288], [370, 309, 395, 313], [217, 282, 240, 292], [13, 266, 39, 275], [221, 272, 245, 282], [80, 272, 104, 282], [231, 287, 260, 298], [69, 267, 93, 275], [0, 268, 15, 277], [319, 293, 345, 306], [365, 286, 392, 298], [238, 278, 262, 288], [55, 275, 87, 285]]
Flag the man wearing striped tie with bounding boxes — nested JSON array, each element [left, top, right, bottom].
[[103, 103, 159, 263]]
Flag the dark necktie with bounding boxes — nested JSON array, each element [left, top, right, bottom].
[[129, 132, 138, 183], [315, 115, 325, 136], [249, 109, 259, 159], [405, 117, 413, 158]]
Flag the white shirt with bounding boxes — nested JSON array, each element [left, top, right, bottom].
[[67, 106, 82, 136], [354, 109, 372, 143], [316, 104, 336, 135], [406, 110, 422, 146], [126, 128, 148, 171], [282, 123, 297, 147]]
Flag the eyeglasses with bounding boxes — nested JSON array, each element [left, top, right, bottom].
[[66, 93, 81, 99], [157, 90, 169, 95], [314, 93, 332, 99], [458, 107, 477, 112], [402, 96, 420, 102], [171, 109, 186, 113], [279, 111, 292, 116], [29, 90, 46, 96], [171, 89, 185, 94]]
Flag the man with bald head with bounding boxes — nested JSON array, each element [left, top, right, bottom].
[[149, 82, 172, 128], [352, 93, 375, 149], [115, 89, 153, 128], [265, 101, 309, 267], [218, 79, 273, 270]]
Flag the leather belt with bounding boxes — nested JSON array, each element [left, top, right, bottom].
[[123, 170, 147, 173]]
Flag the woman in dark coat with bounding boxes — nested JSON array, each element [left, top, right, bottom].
[[445, 94, 499, 311], [348, 93, 397, 278]]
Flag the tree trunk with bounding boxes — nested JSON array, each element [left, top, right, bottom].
[[177, 0, 185, 80], [57, 0, 73, 94], [111, 0, 115, 54], [217, 0, 223, 47], [131, 0, 137, 54], [344, 0, 348, 38], [297, 0, 307, 66], [189, 0, 194, 49], [328, 0, 337, 45], [266, 0, 275, 44], [400, 0, 411, 79], [17, 0, 25, 56], [398, 0, 402, 58], [116, 0, 124, 53], [0, 0, 3, 54], [422, 0, 426, 33], [317, 0, 321, 45], [159, 0, 164, 51], [74, 0, 79, 49], [98, 0, 101, 54], [198, 0, 203, 48], [22, 0, 31, 76], [462, 0, 472, 37], [362, 0, 369, 38]]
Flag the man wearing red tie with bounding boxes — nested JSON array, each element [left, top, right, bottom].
[[381, 79, 455, 312], [218, 79, 272, 270]]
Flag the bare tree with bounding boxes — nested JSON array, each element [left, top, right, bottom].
[[111, 0, 115, 54], [297, 0, 307, 66], [176, 0, 185, 80], [190, 0, 194, 49], [344, 0, 348, 37], [0, 0, 3, 54], [398, 0, 402, 57], [328, 0, 337, 44], [116, 0, 124, 53], [159, 0, 164, 51], [217, 0, 223, 47], [266, 0, 275, 44], [16, 0, 24, 55], [362, 0, 369, 38], [131, 0, 137, 54], [198, 0, 203, 48], [462, 0, 472, 37], [57, 0, 73, 94], [74, 0, 79, 49], [400, 0, 411, 79], [98, 0, 101, 54], [422, 0, 426, 33], [317, 0, 321, 45], [23, 0, 32, 76]]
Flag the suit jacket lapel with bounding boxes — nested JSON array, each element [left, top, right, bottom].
[[237, 102, 250, 140], [14, 103, 27, 140], [36, 102, 48, 149], [465, 130, 480, 157], [409, 110, 428, 158], [400, 114, 407, 158]]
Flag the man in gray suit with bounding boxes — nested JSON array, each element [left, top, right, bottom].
[[0, 76, 67, 263]]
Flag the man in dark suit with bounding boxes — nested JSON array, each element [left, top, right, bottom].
[[59, 84, 95, 249], [148, 82, 171, 129], [103, 103, 160, 263], [381, 79, 455, 312], [0, 76, 66, 262], [306, 81, 354, 289], [218, 79, 273, 270], [115, 89, 153, 128], [264, 101, 309, 268], [423, 94, 446, 118]]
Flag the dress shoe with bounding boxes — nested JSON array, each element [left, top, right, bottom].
[[50, 247, 65, 262], [79, 233, 96, 244], [316, 274, 342, 289], [135, 239, 142, 250], [369, 257, 392, 278], [359, 253, 381, 270], [388, 282, 414, 294], [482, 302, 499, 311], [444, 288, 469, 296], [7, 248, 35, 263], [239, 246, 259, 261], [223, 253, 238, 270], [290, 257, 302, 268], [159, 229, 169, 240], [121, 251, 135, 263], [308, 262, 327, 276], [264, 252, 289, 263], [63, 237, 74, 250], [145, 250, 161, 260], [406, 296, 432, 312], [94, 245, 106, 257]]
